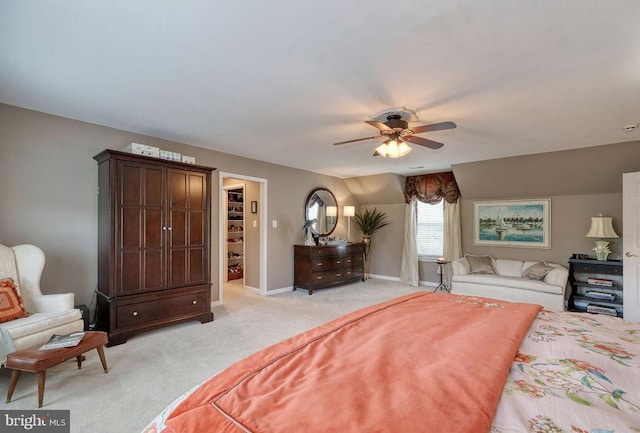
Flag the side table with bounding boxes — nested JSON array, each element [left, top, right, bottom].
[[433, 259, 450, 292]]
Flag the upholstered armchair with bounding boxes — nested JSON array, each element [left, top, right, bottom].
[[0, 244, 84, 355]]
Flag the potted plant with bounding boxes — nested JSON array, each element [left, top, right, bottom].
[[353, 208, 390, 265]]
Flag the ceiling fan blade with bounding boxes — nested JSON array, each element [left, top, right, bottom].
[[333, 135, 380, 146], [403, 135, 444, 149], [410, 121, 457, 134], [365, 120, 392, 131]]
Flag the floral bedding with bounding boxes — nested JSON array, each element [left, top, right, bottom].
[[142, 303, 640, 433], [492, 309, 640, 432]]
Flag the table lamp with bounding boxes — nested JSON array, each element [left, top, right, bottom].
[[585, 215, 619, 261]]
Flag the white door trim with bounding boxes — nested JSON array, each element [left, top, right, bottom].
[[218, 172, 268, 302], [623, 172, 640, 321]]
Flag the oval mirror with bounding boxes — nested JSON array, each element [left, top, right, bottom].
[[304, 187, 338, 237]]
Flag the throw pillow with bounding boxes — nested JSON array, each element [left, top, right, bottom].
[[0, 277, 28, 323], [465, 254, 497, 274], [522, 262, 554, 280]]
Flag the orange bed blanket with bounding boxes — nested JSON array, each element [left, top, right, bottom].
[[163, 292, 541, 433]]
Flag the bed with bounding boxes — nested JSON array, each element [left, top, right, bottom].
[[142, 292, 640, 433]]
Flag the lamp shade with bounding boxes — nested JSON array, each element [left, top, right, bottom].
[[326, 206, 337, 217], [585, 216, 619, 239], [343, 206, 355, 217]]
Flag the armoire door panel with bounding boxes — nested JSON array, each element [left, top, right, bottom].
[[145, 209, 164, 248], [169, 171, 188, 208], [189, 211, 204, 245], [170, 210, 187, 246], [143, 250, 164, 290], [188, 175, 205, 208], [121, 165, 142, 206], [120, 250, 141, 295], [189, 248, 205, 282], [169, 249, 186, 286], [144, 167, 164, 207], [122, 208, 142, 248]]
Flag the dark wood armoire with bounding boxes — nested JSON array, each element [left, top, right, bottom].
[[93, 149, 215, 345]]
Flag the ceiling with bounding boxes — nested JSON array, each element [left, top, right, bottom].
[[1, 1, 639, 179]]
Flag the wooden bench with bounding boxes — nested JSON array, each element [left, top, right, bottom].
[[5, 331, 109, 407]]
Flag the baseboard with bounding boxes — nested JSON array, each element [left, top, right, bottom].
[[366, 274, 399, 281], [265, 286, 294, 296], [367, 274, 437, 289], [244, 285, 260, 294]]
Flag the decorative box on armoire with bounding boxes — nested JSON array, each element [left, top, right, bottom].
[[93, 149, 215, 346]]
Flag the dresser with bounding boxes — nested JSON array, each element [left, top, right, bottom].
[[93, 149, 215, 345], [294, 243, 365, 294]]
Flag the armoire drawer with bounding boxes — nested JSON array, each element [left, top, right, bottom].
[[116, 291, 208, 328]]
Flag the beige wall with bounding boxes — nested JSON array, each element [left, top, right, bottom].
[[3, 102, 638, 306], [452, 141, 640, 264], [0, 104, 356, 305]]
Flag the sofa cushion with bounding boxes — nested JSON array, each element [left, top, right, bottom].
[[522, 262, 554, 280], [494, 259, 525, 277], [0, 278, 28, 323], [465, 254, 497, 274], [452, 274, 564, 295], [0, 309, 83, 339]]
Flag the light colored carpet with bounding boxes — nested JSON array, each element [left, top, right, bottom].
[[0, 279, 427, 433]]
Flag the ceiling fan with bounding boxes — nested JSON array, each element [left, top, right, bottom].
[[333, 114, 457, 158]]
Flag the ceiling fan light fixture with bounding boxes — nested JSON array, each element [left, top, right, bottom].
[[375, 142, 388, 157], [375, 139, 412, 158], [397, 141, 412, 157]]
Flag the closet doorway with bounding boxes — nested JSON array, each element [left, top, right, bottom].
[[219, 172, 267, 303]]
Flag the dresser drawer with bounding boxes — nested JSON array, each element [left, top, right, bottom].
[[311, 258, 331, 272], [343, 267, 363, 279], [116, 291, 208, 328], [310, 271, 336, 285], [347, 244, 364, 254], [347, 254, 364, 267]]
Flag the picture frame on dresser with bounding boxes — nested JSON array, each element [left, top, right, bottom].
[[473, 199, 551, 248]]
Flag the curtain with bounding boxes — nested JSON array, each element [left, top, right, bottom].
[[443, 200, 462, 286], [400, 197, 419, 286], [401, 172, 462, 286], [404, 172, 460, 205]]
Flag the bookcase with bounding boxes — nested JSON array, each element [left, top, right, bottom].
[[568, 258, 623, 317], [226, 187, 244, 281]]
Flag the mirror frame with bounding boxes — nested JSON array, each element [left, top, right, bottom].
[[304, 187, 338, 237]]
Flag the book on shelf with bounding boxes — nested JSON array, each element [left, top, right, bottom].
[[586, 304, 618, 316], [584, 291, 616, 301], [39, 332, 86, 350], [587, 277, 613, 286]]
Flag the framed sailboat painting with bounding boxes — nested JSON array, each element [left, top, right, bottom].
[[473, 199, 551, 248]]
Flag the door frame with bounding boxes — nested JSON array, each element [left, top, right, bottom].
[[623, 171, 640, 321], [218, 172, 268, 302]]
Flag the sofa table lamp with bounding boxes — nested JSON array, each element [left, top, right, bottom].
[[343, 206, 355, 242], [585, 215, 619, 261]]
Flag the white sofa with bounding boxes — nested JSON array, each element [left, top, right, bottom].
[[0, 244, 84, 356], [451, 256, 569, 310]]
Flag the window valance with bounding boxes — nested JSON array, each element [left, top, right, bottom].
[[404, 172, 460, 204]]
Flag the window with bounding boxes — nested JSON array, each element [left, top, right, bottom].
[[417, 199, 444, 259]]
